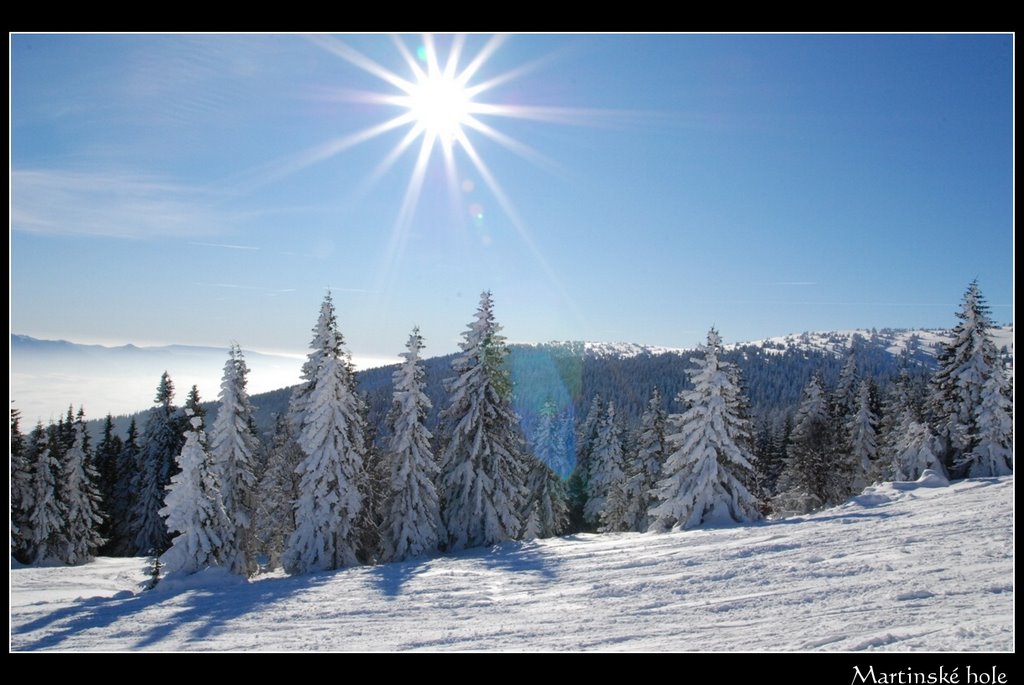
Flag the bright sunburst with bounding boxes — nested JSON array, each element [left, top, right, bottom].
[[289, 34, 595, 308], [405, 70, 471, 141]]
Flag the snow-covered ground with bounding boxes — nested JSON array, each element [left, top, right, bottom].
[[11, 476, 1013, 652]]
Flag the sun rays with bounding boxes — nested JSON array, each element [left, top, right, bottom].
[[294, 34, 587, 316]]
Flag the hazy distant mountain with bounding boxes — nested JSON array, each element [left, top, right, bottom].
[[15, 326, 1013, 445], [11, 335, 307, 424]]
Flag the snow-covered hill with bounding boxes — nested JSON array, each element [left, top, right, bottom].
[[11, 475, 1013, 652], [534, 325, 1014, 364]]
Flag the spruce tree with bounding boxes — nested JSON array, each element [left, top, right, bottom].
[[649, 329, 762, 531], [773, 375, 849, 515], [930, 281, 1011, 476], [26, 422, 64, 564], [160, 409, 232, 575], [58, 412, 105, 564], [382, 327, 441, 562], [11, 409, 32, 561], [254, 415, 304, 572], [585, 401, 628, 532], [566, 394, 603, 533], [108, 418, 140, 556], [209, 344, 261, 576], [890, 420, 944, 481], [847, 380, 879, 491], [962, 370, 1013, 477], [94, 414, 122, 555], [439, 291, 529, 551], [522, 455, 568, 540], [622, 387, 667, 532], [531, 399, 573, 478], [131, 372, 180, 555], [283, 294, 367, 574]]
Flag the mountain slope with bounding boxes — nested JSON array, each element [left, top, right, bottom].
[[11, 475, 1013, 652]]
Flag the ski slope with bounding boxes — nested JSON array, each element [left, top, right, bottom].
[[10, 476, 1013, 652]]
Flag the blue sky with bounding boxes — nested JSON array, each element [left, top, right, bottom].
[[11, 34, 1014, 363]]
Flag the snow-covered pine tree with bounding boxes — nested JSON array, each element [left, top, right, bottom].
[[531, 399, 574, 479], [382, 327, 441, 562], [833, 349, 860, 419], [930, 281, 1011, 476], [847, 380, 879, 492], [752, 413, 789, 499], [209, 344, 261, 576], [58, 411, 105, 565], [566, 394, 603, 532], [773, 375, 849, 515], [355, 395, 384, 565], [11, 409, 34, 562], [254, 415, 305, 571], [439, 291, 529, 551], [287, 292, 337, 431], [649, 329, 762, 531], [26, 422, 64, 564], [622, 387, 667, 532], [107, 418, 140, 556], [521, 455, 568, 540], [131, 372, 180, 555], [890, 420, 944, 481], [961, 370, 1013, 477], [283, 294, 367, 574], [94, 415, 122, 555], [584, 401, 628, 532], [160, 409, 232, 575]]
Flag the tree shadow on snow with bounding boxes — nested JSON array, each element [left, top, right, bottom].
[[367, 559, 436, 597], [13, 572, 333, 651], [475, 539, 561, 581]]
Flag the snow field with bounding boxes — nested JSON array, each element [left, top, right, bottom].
[[11, 475, 1012, 652]]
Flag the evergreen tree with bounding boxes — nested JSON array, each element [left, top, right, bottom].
[[890, 420, 944, 481], [254, 415, 304, 571], [131, 372, 180, 555], [160, 409, 233, 575], [185, 385, 207, 425], [26, 422, 64, 564], [773, 375, 848, 515], [961, 370, 1013, 477], [209, 344, 261, 576], [58, 412, 105, 564], [283, 294, 367, 574], [439, 291, 529, 551], [585, 402, 628, 532], [930, 281, 1011, 475], [356, 395, 384, 565], [108, 418, 140, 557], [847, 380, 879, 491], [622, 387, 667, 532], [94, 414, 122, 555], [531, 399, 573, 478], [833, 349, 860, 419], [382, 327, 441, 562], [566, 394, 603, 533], [11, 409, 33, 562], [521, 455, 568, 540], [649, 329, 762, 531]]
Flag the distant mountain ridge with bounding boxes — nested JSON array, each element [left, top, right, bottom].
[[14, 325, 1013, 445]]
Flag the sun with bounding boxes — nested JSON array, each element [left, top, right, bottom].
[[291, 34, 593, 309], [405, 70, 472, 142]]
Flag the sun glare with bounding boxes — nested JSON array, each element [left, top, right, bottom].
[[298, 34, 589, 315], [406, 72, 471, 141]]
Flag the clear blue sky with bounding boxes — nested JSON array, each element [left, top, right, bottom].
[[11, 34, 1014, 361]]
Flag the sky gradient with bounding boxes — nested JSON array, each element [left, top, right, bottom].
[[11, 34, 1014, 363]]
